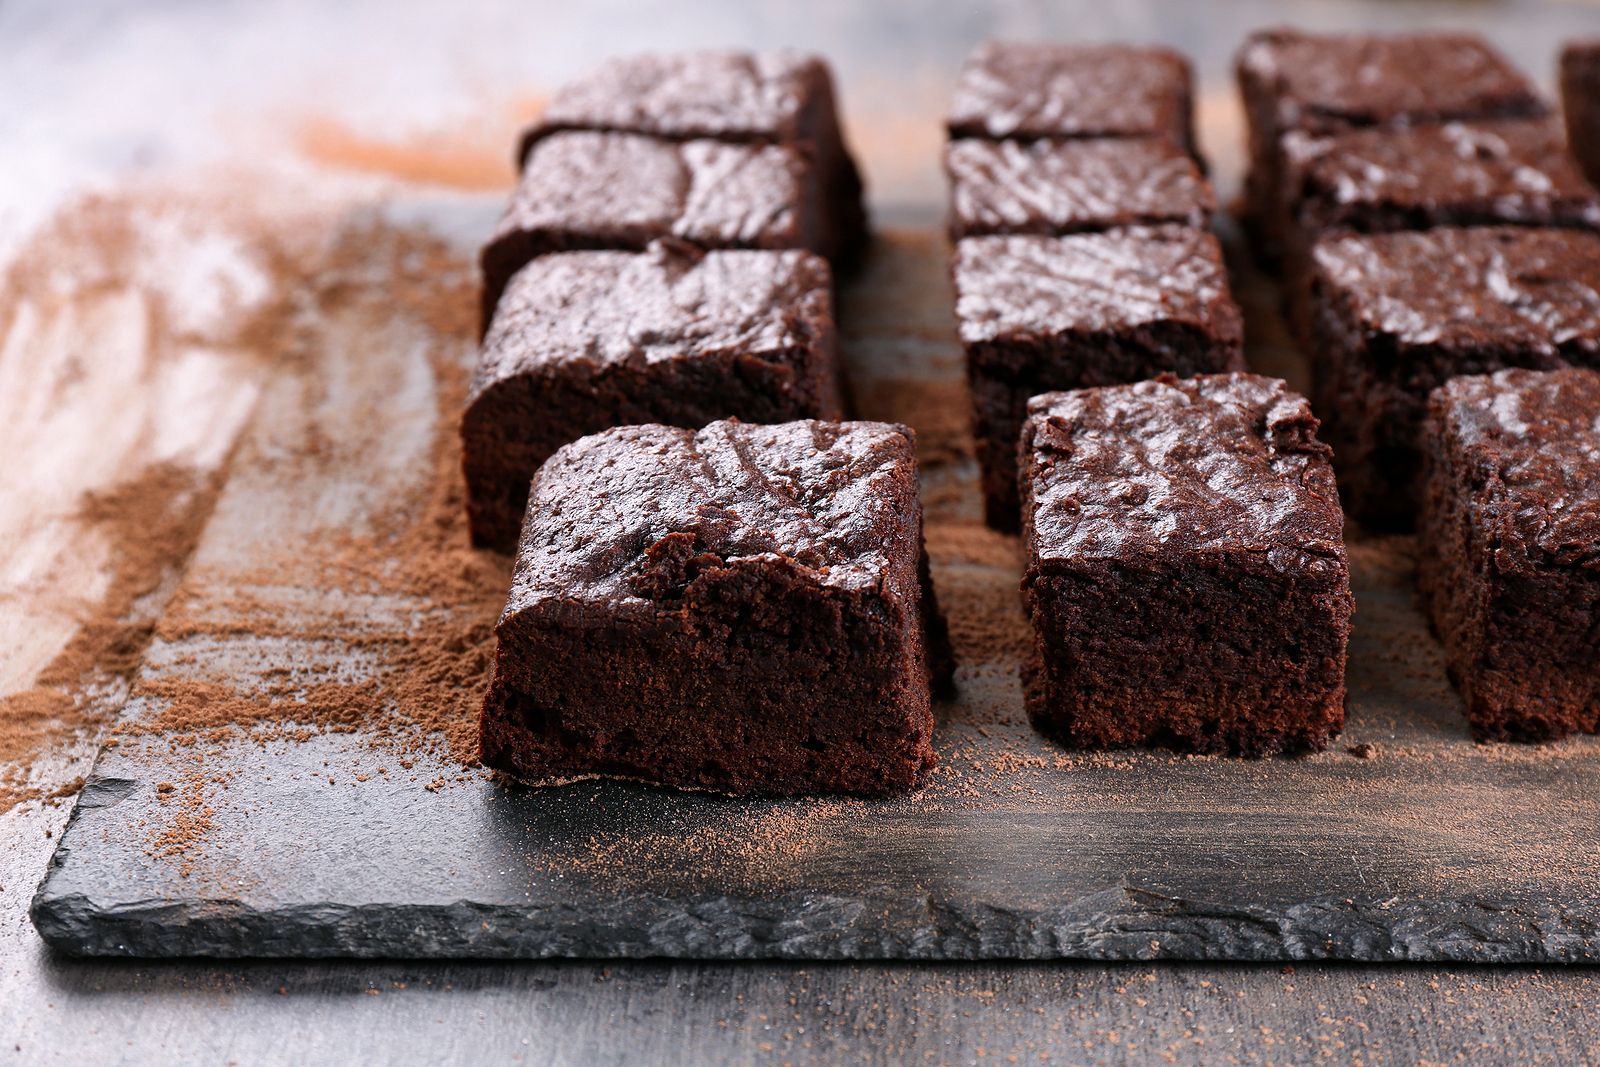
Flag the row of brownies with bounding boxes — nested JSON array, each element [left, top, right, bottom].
[[939, 42, 1352, 754], [461, 51, 952, 794], [1236, 28, 1600, 742], [460, 40, 1600, 799]]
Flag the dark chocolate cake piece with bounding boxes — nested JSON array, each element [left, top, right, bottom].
[[479, 418, 950, 796], [948, 41, 1197, 155], [462, 243, 843, 551], [1020, 373, 1352, 755], [1418, 367, 1600, 741], [1277, 118, 1600, 262]]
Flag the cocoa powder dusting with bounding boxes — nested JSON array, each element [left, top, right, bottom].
[[110, 218, 503, 786]]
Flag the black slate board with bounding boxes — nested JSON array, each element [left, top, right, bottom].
[[31, 204, 1600, 962]]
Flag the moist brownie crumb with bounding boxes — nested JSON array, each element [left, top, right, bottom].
[[462, 242, 843, 551], [943, 136, 1212, 239], [1019, 373, 1353, 756], [952, 225, 1244, 531], [1418, 367, 1600, 742], [1307, 226, 1600, 526], [480, 418, 950, 796]]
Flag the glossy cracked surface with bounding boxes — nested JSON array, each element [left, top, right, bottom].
[[1283, 118, 1600, 229], [1431, 367, 1600, 571], [470, 244, 832, 402], [1022, 374, 1346, 568], [497, 131, 807, 250], [536, 49, 829, 143], [944, 137, 1212, 238], [953, 226, 1240, 344], [504, 419, 920, 617], [947, 41, 1193, 145], [1237, 28, 1546, 135], [1310, 226, 1600, 351]]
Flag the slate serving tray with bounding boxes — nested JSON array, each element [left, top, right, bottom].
[[30, 201, 1600, 963]]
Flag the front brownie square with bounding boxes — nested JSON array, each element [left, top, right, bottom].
[[520, 49, 867, 267], [1236, 28, 1547, 259], [462, 243, 843, 551], [1418, 368, 1600, 741], [948, 42, 1197, 156], [1306, 227, 1600, 527], [479, 418, 948, 796], [1561, 39, 1600, 186], [480, 131, 829, 327], [1019, 374, 1353, 755], [952, 226, 1244, 531], [944, 136, 1213, 239]]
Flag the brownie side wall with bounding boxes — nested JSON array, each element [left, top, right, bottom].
[[1419, 410, 1600, 741], [481, 554, 936, 796], [461, 340, 844, 551], [1021, 556, 1351, 755], [968, 323, 1246, 532]]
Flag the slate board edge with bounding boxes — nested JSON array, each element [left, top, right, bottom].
[[31, 780, 1600, 964]]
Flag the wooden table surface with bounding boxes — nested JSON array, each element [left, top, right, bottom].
[[4, 0, 1600, 1062]]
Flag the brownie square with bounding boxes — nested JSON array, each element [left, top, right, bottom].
[[1306, 226, 1600, 527], [1278, 118, 1600, 265], [462, 243, 844, 551], [952, 226, 1244, 531], [1561, 39, 1600, 187], [1236, 28, 1547, 259], [1418, 367, 1600, 741], [479, 418, 951, 796], [944, 136, 1212, 239], [1020, 373, 1352, 755], [480, 131, 831, 328], [948, 42, 1197, 155], [519, 49, 866, 266]]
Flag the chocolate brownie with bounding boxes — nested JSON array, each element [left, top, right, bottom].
[[480, 131, 832, 327], [1277, 118, 1600, 265], [1236, 28, 1547, 259], [952, 226, 1245, 531], [1306, 226, 1600, 526], [519, 49, 866, 266], [479, 418, 951, 796], [944, 136, 1213, 239], [462, 243, 844, 551], [947, 41, 1197, 155], [1020, 373, 1352, 755], [1418, 367, 1600, 742], [1561, 39, 1600, 187]]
